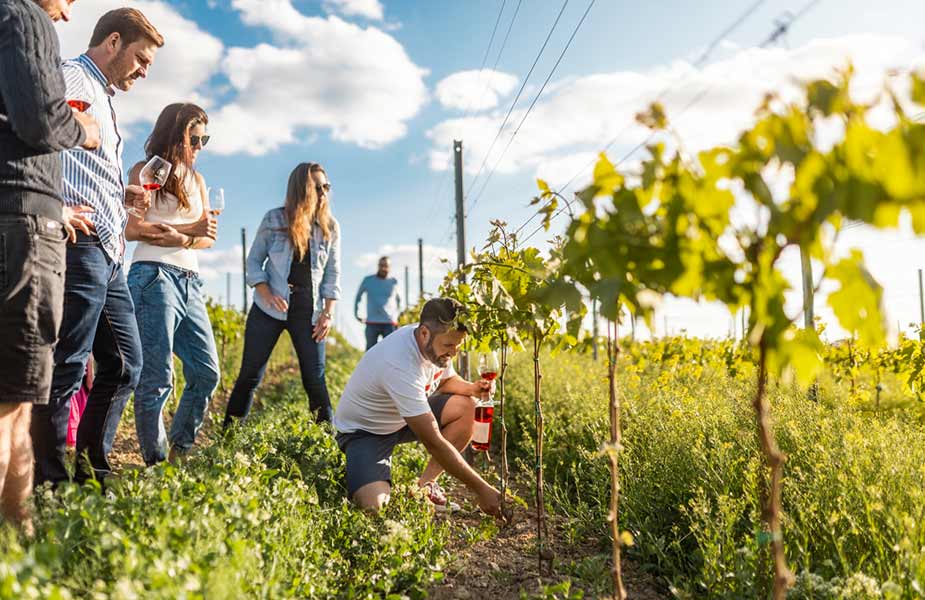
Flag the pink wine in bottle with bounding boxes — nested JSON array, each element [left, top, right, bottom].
[[472, 400, 494, 452]]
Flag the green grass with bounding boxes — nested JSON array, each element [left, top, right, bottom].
[[0, 324, 454, 599], [499, 340, 925, 599], [11, 311, 925, 598]]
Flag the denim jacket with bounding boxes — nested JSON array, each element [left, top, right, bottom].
[[246, 207, 341, 324]]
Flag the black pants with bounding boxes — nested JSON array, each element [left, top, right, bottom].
[[224, 287, 331, 426], [0, 213, 66, 403]]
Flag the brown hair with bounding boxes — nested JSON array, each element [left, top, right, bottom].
[[420, 298, 468, 334], [284, 163, 333, 261], [144, 103, 208, 210], [89, 8, 165, 48]]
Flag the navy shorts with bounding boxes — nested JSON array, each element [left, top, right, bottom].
[[336, 393, 451, 497]]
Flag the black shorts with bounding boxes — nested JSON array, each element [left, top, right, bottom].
[[336, 393, 451, 497], [0, 214, 67, 403]]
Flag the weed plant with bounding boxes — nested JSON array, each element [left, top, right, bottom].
[[502, 339, 925, 598]]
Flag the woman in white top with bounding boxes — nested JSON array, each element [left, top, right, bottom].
[[125, 103, 220, 465]]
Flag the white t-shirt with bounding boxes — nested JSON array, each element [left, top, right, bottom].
[[131, 166, 203, 272], [334, 324, 456, 435]]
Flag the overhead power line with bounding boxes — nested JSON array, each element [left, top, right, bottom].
[[516, 0, 824, 246], [510, 0, 769, 240], [489, 0, 524, 77], [464, 0, 573, 202], [467, 0, 598, 216], [553, 0, 770, 200], [424, 0, 509, 231]]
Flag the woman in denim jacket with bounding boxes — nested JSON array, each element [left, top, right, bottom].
[[224, 162, 340, 427]]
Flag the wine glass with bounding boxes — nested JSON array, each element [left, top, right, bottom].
[[133, 155, 171, 217], [208, 187, 225, 216], [478, 351, 499, 382], [67, 99, 91, 112]]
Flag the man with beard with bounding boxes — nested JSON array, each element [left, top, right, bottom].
[[31, 8, 165, 486], [334, 298, 501, 515]]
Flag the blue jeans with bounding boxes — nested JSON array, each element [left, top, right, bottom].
[[128, 262, 220, 465], [224, 287, 331, 427], [365, 322, 397, 350], [32, 234, 142, 485]]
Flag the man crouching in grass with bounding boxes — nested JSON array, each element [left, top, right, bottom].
[[333, 297, 501, 515]]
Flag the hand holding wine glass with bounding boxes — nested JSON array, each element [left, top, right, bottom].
[[478, 350, 499, 382], [208, 187, 225, 216], [133, 155, 171, 218], [67, 99, 91, 112], [72, 110, 100, 150]]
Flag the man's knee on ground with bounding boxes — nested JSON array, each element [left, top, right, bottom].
[[352, 481, 391, 511]]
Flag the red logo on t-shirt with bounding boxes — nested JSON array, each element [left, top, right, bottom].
[[424, 369, 444, 394]]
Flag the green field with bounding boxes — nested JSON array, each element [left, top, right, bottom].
[[4, 303, 925, 598], [0, 313, 456, 599], [500, 338, 925, 598]]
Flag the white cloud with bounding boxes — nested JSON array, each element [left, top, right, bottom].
[[230, 0, 313, 39], [434, 69, 519, 111], [426, 34, 925, 192], [209, 0, 428, 155], [56, 0, 224, 130], [197, 244, 244, 280], [323, 0, 384, 21]]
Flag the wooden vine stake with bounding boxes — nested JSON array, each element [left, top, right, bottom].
[[753, 338, 793, 599], [533, 329, 550, 573], [498, 336, 510, 517], [605, 317, 626, 600]]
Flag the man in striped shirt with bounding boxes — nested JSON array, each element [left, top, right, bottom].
[[31, 8, 165, 487]]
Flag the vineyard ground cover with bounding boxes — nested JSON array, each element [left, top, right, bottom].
[[0, 312, 458, 598], [2, 304, 664, 599], [429, 473, 667, 600], [9, 300, 925, 598], [496, 338, 925, 598]]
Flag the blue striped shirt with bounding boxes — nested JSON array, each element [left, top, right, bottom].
[[60, 54, 126, 262]]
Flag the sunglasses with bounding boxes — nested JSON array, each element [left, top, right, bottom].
[[316, 182, 332, 195], [190, 135, 210, 148]]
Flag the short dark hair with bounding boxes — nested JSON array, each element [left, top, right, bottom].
[[89, 8, 165, 49], [420, 298, 467, 334]]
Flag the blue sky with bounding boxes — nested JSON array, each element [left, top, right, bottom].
[[56, 0, 925, 347]]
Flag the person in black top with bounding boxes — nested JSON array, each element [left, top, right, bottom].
[[224, 163, 340, 428], [0, 0, 100, 530]]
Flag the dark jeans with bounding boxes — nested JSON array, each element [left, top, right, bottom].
[[0, 213, 66, 403], [224, 287, 331, 426], [365, 322, 397, 350], [32, 234, 142, 485]]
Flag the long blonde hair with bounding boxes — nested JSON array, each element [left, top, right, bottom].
[[284, 162, 332, 261]]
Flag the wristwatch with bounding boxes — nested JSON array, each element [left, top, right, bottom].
[[185, 235, 197, 249], [321, 310, 333, 320]]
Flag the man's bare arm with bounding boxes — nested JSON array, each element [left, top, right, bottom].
[[404, 412, 500, 516], [434, 375, 479, 397]]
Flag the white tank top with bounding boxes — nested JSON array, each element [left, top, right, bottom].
[[131, 166, 203, 273]]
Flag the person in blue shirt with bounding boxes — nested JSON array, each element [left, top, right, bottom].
[[223, 162, 340, 428], [355, 256, 401, 350]]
